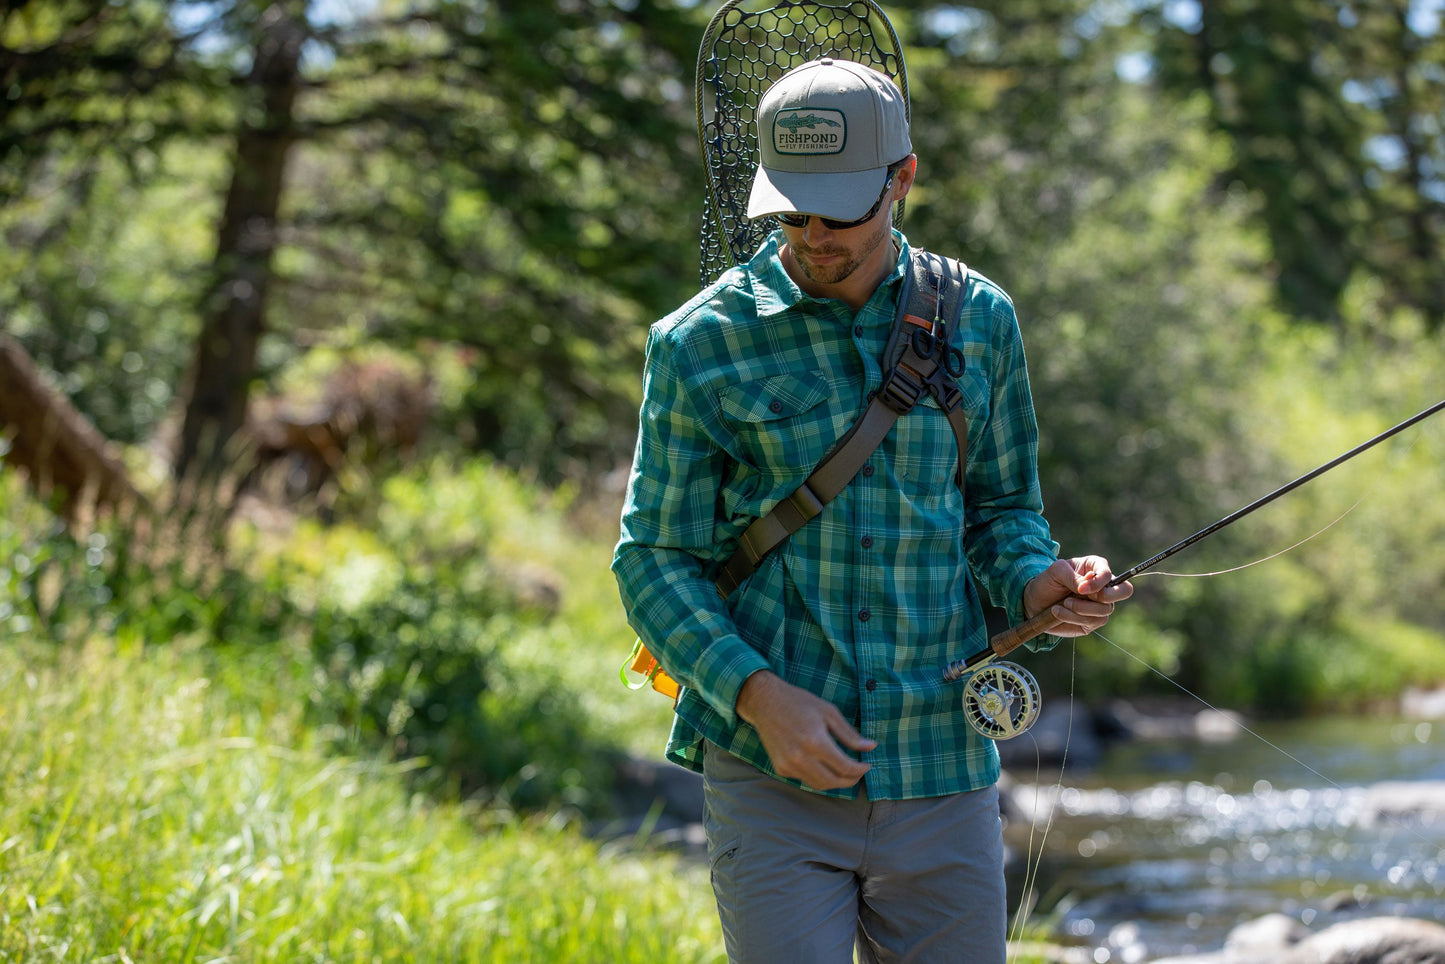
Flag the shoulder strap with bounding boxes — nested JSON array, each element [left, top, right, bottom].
[[888, 250, 973, 492], [714, 249, 972, 599]]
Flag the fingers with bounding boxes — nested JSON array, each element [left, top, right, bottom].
[[1046, 596, 1114, 635], [773, 719, 871, 790], [829, 713, 879, 753], [739, 672, 874, 791], [1048, 556, 1133, 636], [788, 709, 872, 789]]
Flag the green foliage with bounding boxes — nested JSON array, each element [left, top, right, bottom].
[[263, 459, 628, 813], [0, 143, 218, 443], [0, 461, 620, 815], [1148, 0, 1445, 329]]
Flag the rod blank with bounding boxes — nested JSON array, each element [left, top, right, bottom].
[[943, 397, 1445, 681]]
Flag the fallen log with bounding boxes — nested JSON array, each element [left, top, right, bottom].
[[0, 329, 147, 525]]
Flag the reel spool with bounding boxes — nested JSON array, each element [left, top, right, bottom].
[[961, 662, 1041, 740]]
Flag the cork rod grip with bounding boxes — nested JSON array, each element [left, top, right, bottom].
[[986, 603, 1069, 660]]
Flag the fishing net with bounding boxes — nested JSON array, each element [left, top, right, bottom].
[[695, 0, 909, 286]]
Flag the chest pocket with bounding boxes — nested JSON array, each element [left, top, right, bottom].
[[894, 368, 990, 497], [718, 371, 833, 475]]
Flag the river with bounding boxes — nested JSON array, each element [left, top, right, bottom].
[[1004, 714, 1445, 962]]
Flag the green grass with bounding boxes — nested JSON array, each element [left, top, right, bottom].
[[0, 638, 724, 963]]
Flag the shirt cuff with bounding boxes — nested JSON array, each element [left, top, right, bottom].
[[1001, 553, 1055, 625], [691, 632, 773, 727]]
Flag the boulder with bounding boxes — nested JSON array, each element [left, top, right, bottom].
[[1149, 915, 1445, 964], [1098, 697, 1246, 743], [593, 754, 707, 855], [995, 697, 1103, 770], [1360, 781, 1445, 826], [1283, 916, 1445, 964]]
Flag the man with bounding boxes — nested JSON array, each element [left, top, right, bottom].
[[613, 58, 1132, 963]]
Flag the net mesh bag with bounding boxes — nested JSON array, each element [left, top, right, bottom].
[[695, 0, 908, 287]]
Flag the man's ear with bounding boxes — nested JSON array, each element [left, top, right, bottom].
[[894, 154, 918, 200]]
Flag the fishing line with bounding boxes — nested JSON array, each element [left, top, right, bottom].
[[1135, 493, 1365, 580], [1092, 628, 1339, 788], [947, 397, 1445, 684], [1009, 638, 1078, 949], [1090, 627, 1445, 855], [996, 406, 1444, 939], [1137, 420, 1427, 580]]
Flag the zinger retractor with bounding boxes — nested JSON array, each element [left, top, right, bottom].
[[961, 662, 1041, 740]]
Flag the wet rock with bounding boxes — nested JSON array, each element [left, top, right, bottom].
[[1360, 781, 1445, 826], [1148, 915, 1445, 964], [995, 697, 1103, 770], [1282, 916, 1445, 964], [1321, 889, 1372, 914]]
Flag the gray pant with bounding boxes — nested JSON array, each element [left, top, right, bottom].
[[702, 742, 1006, 964]]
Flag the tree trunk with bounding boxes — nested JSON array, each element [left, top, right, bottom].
[[174, 2, 307, 483]]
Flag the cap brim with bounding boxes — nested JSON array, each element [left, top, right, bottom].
[[746, 166, 889, 221]]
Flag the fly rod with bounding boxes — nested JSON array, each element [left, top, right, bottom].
[[945, 397, 1445, 682]]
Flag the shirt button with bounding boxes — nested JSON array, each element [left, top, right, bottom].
[[861, 464, 875, 477], [858, 608, 871, 622], [866, 389, 877, 402], [854, 324, 864, 337], [866, 678, 877, 692], [861, 536, 874, 548], [769, 400, 783, 413]]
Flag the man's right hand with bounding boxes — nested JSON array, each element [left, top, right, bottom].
[[734, 670, 877, 791]]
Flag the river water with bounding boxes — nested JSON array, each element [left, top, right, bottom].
[[1005, 715, 1445, 962]]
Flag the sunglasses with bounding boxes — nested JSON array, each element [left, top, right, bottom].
[[776, 168, 898, 231]]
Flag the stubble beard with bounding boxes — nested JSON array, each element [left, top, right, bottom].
[[791, 213, 893, 286]]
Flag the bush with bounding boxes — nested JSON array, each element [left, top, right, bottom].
[[307, 578, 608, 812], [0, 461, 618, 816]]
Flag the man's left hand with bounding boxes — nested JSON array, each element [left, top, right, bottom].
[[1022, 556, 1133, 637]]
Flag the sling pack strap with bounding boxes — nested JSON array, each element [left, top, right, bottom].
[[888, 251, 972, 492], [715, 249, 973, 599]]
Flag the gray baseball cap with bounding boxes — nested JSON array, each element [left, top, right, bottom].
[[746, 57, 911, 222]]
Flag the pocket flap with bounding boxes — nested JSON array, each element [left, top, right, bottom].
[[719, 372, 831, 423]]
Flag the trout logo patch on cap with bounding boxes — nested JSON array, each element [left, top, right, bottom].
[[772, 108, 846, 155]]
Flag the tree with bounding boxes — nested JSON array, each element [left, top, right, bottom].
[[176, 0, 307, 482], [1149, 0, 1445, 331], [1339, 0, 1445, 330], [1151, 0, 1370, 325], [4, 0, 708, 489]]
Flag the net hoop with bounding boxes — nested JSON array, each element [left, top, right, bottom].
[[695, 0, 909, 286]]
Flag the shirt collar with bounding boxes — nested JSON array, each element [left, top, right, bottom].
[[748, 228, 912, 319]]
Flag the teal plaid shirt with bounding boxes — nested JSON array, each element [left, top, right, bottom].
[[613, 230, 1059, 799]]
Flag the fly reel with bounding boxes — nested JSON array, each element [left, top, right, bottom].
[[961, 662, 1041, 740]]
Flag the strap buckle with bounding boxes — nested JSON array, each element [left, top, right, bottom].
[[878, 367, 924, 414]]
